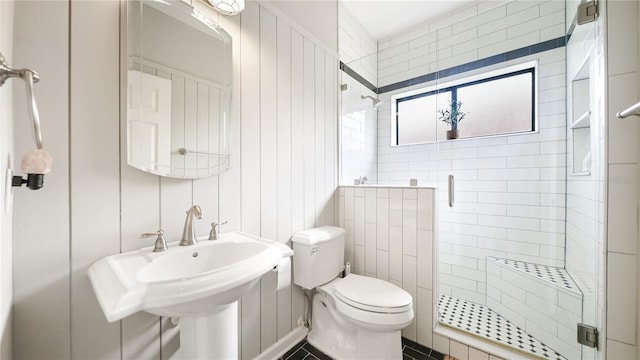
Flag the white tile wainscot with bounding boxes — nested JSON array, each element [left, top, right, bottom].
[[338, 185, 436, 347]]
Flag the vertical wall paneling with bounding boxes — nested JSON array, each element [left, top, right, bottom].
[[192, 175, 219, 233], [159, 178, 192, 242], [240, 1, 261, 236], [184, 80, 198, 176], [290, 30, 305, 238], [170, 75, 186, 173], [12, 0, 339, 358], [240, 2, 262, 357], [259, 7, 279, 352], [303, 38, 316, 229], [276, 18, 293, 340], [12, 0, 71, 358], [218, 9, 244, 350], [326, 53, 337, 225], [0, 1, 13, 357], [196, 83, 209, 176], [259, 8, 278, 243], [290, 29, 307, 330], [209, 87, 221, 171], [69, 1, 123, 358], [121, 44, 163, 359], [120, 99, 162, 359], [314, 46, 326, 226], [216, 9, 242, 234]]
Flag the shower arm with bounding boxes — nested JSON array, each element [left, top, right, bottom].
[[0, 51, 43, 149]]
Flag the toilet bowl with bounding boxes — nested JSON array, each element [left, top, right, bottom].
[[292, 226, 414, 360]]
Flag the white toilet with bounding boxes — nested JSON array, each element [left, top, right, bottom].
[[292, 226, 414, 360]]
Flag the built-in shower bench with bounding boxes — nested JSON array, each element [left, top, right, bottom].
[[486, 257, 583, 360]]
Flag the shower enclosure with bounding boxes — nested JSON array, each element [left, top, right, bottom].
[[338, 1, 604, 359]]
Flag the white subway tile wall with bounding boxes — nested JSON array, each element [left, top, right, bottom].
[[377, 1, 563, 88], [340, 0, 637, 358], [338, 3, 378, 186], [340, 72, 378, 185], [338, 186, 435, 346], [338, 4, 377, 84], [374, 0, 567, 307]]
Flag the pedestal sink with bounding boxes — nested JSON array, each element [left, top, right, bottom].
[[88, 232, 293, 359]]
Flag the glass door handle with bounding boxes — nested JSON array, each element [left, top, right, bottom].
[[448, 174, 454, 207]]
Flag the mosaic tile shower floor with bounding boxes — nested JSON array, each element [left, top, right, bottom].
[[439, 294, 567, 360]]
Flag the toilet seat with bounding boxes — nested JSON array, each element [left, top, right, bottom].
[[320, 275, 414, 331], [334, 274, 412, 313]]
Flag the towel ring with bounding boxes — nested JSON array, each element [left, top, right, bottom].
[[0, 51, 43, 149]]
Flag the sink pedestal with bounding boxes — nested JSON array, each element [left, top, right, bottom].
[[177, 302, 238, 359]]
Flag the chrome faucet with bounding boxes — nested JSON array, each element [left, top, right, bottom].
[[208, 220, 228, 240], [140, 229, 168, 252], [180, 205, 203, 246]]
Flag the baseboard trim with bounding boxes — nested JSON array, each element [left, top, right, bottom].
[[252, 325, 309, 360]]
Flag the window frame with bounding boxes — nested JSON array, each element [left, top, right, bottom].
[[390, 61, 539, 146]]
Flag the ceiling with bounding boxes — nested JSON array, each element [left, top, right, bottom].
[[339, 0, 477, 40]]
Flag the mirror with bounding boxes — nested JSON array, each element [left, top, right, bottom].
[[127, 0, 232, 178]]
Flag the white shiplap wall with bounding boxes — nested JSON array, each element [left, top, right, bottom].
[[0, 1, 14, 357], [12, 1, 72, 359], [375, 0, 567, 306], [11, 1, 337, 359]]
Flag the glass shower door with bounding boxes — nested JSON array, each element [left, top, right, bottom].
[[435, 2, 603, 358], [565, 0, 602, 358]]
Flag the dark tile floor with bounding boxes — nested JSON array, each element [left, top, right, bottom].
[[280, 337, 446, 360]]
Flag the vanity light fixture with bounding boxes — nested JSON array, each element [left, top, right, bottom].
[[207, 0, 245, 15]]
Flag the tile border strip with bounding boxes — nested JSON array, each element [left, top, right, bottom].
[[340, 36, 567, 95]]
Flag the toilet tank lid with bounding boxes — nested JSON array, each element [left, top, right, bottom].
[[291, 226, 346, 245]]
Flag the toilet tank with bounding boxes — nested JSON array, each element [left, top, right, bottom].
[[291, 226, 345, 290]]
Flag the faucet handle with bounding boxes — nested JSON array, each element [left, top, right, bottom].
[[208, 220, 228, 240], [140, 230, 168, 252]]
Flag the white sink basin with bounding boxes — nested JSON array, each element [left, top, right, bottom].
[[88, 232, 293, 322]]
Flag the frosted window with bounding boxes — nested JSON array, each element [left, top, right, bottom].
[[392, 66, 535, 145], [455, 72, 533, 138], [397, 92, 450, 144]]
